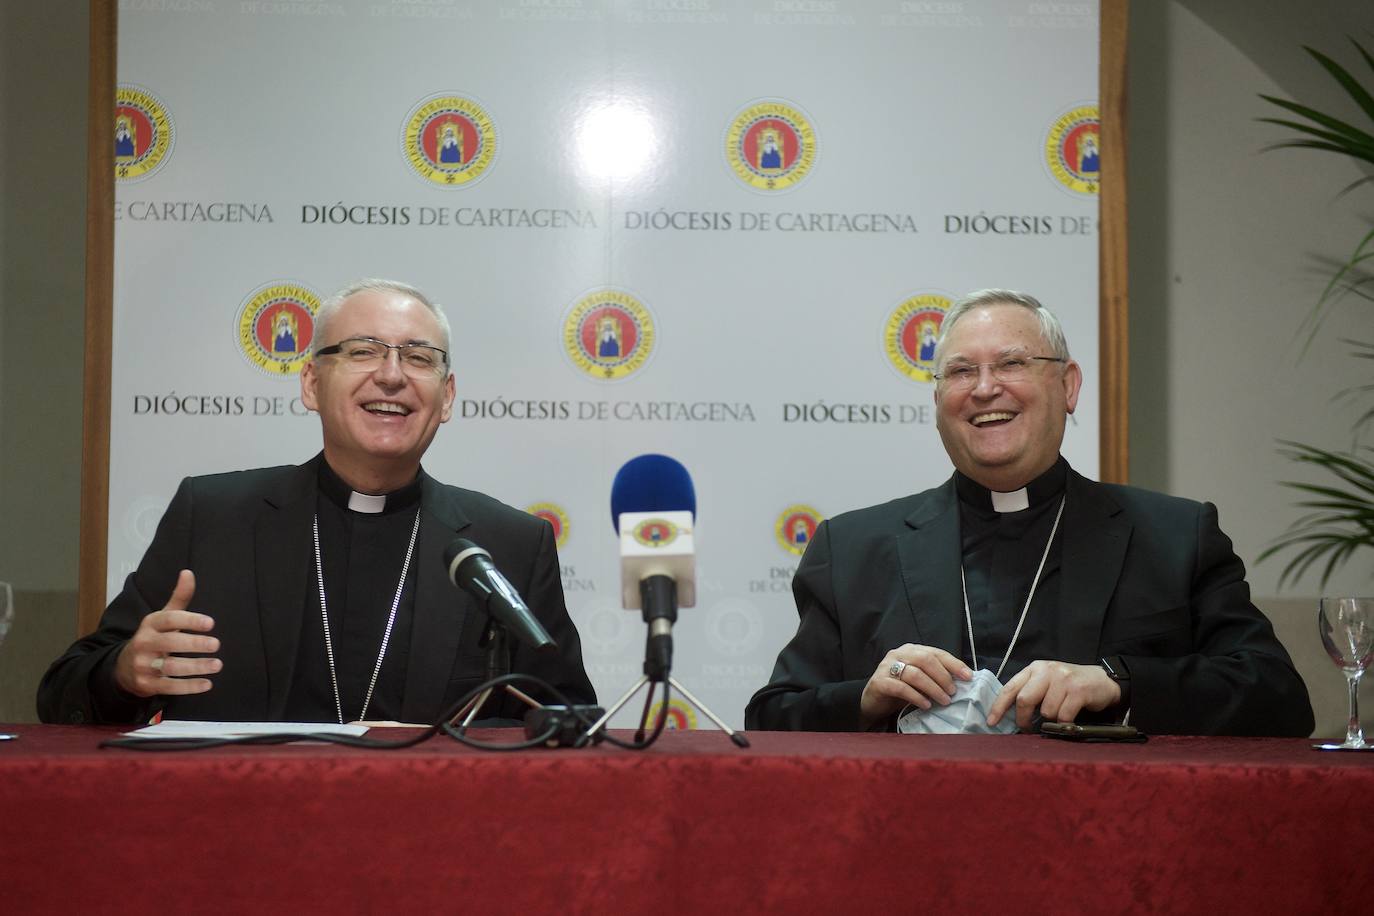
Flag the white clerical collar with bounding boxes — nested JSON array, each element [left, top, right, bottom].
[[348, 491, 387, 514], [990, 488, 1030, 513]]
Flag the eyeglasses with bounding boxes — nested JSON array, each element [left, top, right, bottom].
[[933, 356, 1065, 390], [315, 337, 449, 377]]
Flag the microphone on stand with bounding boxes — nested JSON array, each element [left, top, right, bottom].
[[610, 454, 696, 676], [442, 537, 586, 739], [443, 538, 556, 654], [582, 453, 744, 747]]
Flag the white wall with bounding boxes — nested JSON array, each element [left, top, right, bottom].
[[0, 2, 90, 722], [0, 4, 89, 593], [1129, 1, 1374, 736], [1130, 0, 1374, 599]]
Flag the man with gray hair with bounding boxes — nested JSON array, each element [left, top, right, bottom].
[[747, 289, 1312, 736], [40, 279, 594, 725]]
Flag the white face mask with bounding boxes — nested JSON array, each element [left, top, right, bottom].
[[896, 668, 1019, 735]]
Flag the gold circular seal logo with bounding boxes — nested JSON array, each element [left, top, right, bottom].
[[632, 518, 679, 548], [115, 85, 174, 182], [1045, 104, 1100, 195], [527, 502, 571, 550], [235, 282, 321, 377], [724, 99, 817, 192], [402, 93, 497, 188], [648, 698, 697, 730], [884, 293, 950, 383], [562, 289, 655, 381], [775, 505, 823, 556]]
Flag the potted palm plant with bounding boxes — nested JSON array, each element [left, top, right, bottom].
[[1257, 39, 1374, 588]]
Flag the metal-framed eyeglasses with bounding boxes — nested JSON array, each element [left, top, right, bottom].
[[315, 337, 449, 377], [933, 355, 1065, 390]]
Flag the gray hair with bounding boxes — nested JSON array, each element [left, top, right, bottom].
[[312, 278, 452, 355], [932, 288, 1071, 370]]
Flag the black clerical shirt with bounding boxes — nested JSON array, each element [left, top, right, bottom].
[[954, 458, 1067, 682], [282, 463, 421, 723]]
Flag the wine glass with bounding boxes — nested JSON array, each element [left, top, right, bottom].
[[1315, 596, 1374, 751], [1, 582, 14, 741]]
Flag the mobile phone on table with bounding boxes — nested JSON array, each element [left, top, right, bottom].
[[1039, 722, 1147, 742]]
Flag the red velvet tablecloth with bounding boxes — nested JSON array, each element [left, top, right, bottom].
[[1, 726, 1370, 914]]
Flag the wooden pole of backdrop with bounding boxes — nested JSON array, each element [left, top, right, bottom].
[[79, 0, 116, 636], [1099, 0, 1130, 484]]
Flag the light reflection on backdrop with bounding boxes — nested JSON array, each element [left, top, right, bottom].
[[572, 98, 658, 186]]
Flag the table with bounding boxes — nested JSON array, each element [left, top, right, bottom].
[[2, 726, 1370, 914]]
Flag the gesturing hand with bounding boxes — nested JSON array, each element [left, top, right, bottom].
[[113, 569, 222, 698]]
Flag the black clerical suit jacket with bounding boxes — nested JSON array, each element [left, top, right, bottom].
[[745, 469, 1314, 736], [38, 457, 595, 724]]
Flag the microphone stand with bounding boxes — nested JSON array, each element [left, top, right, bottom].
[[583, 575, 749, 748], [450, 615, 542, 728]]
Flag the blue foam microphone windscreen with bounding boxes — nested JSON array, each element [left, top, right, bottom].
[[609, 454, 696, 530]]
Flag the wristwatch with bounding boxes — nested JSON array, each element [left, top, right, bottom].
[[1099, 655, 1131, 707]]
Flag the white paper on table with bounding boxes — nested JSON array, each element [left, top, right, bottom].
[[121, 720, 368, 739]]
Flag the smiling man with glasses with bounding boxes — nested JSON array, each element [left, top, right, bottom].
[[40, 279, 594, 726], [747, 289, 1313, 737]]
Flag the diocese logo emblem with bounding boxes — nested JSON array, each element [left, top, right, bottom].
[[526, 502, 571, 550], [401, 93, 498, 188], [562, 289, 655, 380], [724, 99, 817, 192], [580, 599, 637, 656], [884, 293, 951, 383], [632, 518, 679, 548], [115, 85, 174, 182], [1044, 104, 1100, 195], [775, 505, 823, 556], [648, 698, 697, 731], [705, 598, 766, 657], [236, 282, 321, 377]]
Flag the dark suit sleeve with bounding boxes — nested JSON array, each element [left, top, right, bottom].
[[36, 481, 193, 725], [745, 521, 870, 731], [498, 518, 596, 715], [1123, 502, 1314, 737]]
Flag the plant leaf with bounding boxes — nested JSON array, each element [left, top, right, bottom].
[[1262, 438, 1374, 588], [1257, 104, 1374, 150], [1333, 174, 1374, 198], [1305, 45, 1374, 124], [1260, 139, 1374, 164], [1256, 109, 1374, 150], [1352, 37, 1374, 81], [1299, 230, 1374, 349]]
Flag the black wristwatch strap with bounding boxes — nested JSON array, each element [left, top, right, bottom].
[[1100, 655, 1131, 707], [1099, 655, 1129, 682]]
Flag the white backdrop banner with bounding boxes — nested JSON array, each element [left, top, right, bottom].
[[111, 0, 1102, 728]]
